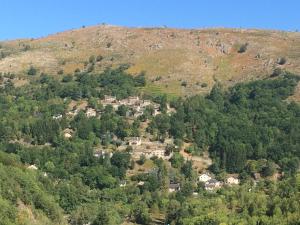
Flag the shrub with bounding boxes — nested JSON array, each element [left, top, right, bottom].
[[271, 68, 282, 77], [201, 83, 208, 88], [23, 44, 31, 51], [59, 59, 66, 65], [62, 75, 73, 82], [27, 66, 37, 75], [181, 81, 187, 87], [0, 51, 5, 59], [57, 69, 64, 75], [134, 72, 146, 86], [137, 155, 146, 165], [277, 57, 287, 65], [154, 76, 162, 82], [89, 55, 95, 63], [238, 43, 248, 53], [96, 55, 103, 62], [87, 64, 94, 73], [39, 73, 51, 83], [184, 146, 194, 154]]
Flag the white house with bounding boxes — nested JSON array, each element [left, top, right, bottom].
[[137, 181, 145, 186], [64, 132, 72, 139], [52, 114, 63, 120], [119, 180, 127, 187], [226, 176, 240, 185], [168, 183, 180, 193], [198, 173, 212, 183], [94, 150, 113, 159]]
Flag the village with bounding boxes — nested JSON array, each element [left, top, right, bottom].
[[61, 95, 162, 121], [22, 91, 286, 196], [40, 91, 291, 197], [48, 95, 244, 193]]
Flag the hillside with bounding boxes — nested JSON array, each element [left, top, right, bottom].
[[1, 25, 300, 98], [0, 65, 299, 224]]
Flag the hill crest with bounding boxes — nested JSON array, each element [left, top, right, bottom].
[[1, 24, 300, 98]]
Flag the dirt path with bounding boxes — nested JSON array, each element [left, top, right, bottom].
[[180, 143, 212, 173]]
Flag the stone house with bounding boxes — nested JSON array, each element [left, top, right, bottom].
[[63, 128, 74, 139], [128, 96, 139, 105], [127, 137, 142, 146], [133, 147, 169, 160], [226, 176, 240, 185], [205, 179, 223, 191], [27, 164, 38, 170], [86, 108, 97, 117], [104, 95, 117, 103]]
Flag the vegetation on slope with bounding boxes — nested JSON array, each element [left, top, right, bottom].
[[0, 67, 299, 224]]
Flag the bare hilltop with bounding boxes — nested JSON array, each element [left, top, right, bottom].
[[1, 24, 300, 99]]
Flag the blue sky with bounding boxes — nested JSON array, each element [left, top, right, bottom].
[[1, 0, 299, 40]]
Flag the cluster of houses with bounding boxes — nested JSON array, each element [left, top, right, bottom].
[[65, 107, 96, 118], [52, 95, 168, 140], [101, 95, 161, 117], [198, 172, 239, 191], [53, 95, 164, 123], [50, 96, 241, 194], [167, 173, 240, 193], [127, 137, 173, 160], [93, 149, 114, 159]]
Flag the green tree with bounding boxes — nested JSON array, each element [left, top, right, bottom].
[[27, 65, 37, 75], [170, 153, 184, 169], [132, 202, 151, 225]]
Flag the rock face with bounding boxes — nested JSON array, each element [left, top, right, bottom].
[[0, 25, 300, 98]]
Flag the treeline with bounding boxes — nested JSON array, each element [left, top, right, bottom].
[[29, 66, 146, 101]]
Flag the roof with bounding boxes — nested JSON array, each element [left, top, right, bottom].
[[63, 128, 74, 133], [207, 179, 219, 184], [169, 183, 180, 189], [199, 173, 211, 177], [137, 181, 145, 186], [127, 137, 141, 141]]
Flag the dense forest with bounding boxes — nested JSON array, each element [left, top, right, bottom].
[[167, 74, 300, 175], [0, 66, 299, 225]]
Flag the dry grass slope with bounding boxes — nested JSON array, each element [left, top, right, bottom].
[[1, 25, 300, 99]]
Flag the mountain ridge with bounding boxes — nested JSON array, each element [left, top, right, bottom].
[[1, 24, 300, 98]]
